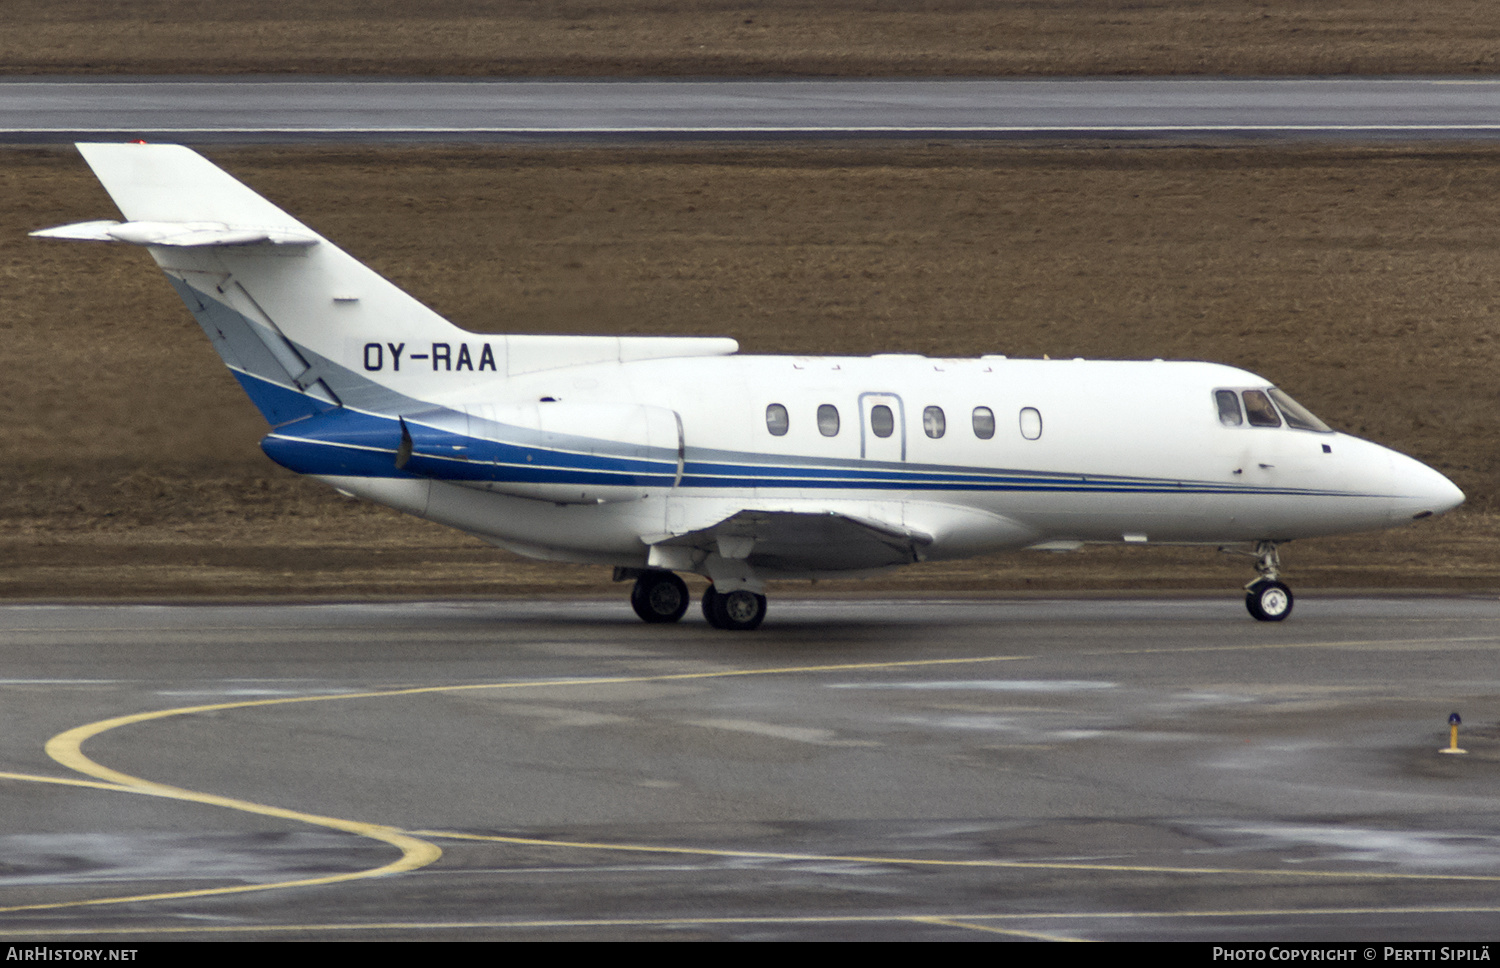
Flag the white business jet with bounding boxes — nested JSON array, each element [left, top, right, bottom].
[[34, 143, 1464, 629]]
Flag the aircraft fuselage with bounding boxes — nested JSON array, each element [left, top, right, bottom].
[[262, 353, 1461, 581]]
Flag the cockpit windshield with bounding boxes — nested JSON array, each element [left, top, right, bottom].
[[1267, 387, 1333, 433], [1214, 387, 1335, 433], [1242, 389, 1281, 428]]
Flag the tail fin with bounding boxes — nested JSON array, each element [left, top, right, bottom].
[[36, 142, 474, 426], [33, 143, 739, 427]]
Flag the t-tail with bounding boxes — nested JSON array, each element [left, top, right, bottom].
[[32, 142, 738, 430]]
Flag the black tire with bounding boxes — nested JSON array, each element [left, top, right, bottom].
[[630, 571, 689, 623], [1246, 579, 1293, 622], [708, 588, 767, 631], [702, 585, 721, 627]]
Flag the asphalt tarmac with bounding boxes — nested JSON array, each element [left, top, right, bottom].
[[7, 76, 1500, 142], [0, 596, 1496, 941]]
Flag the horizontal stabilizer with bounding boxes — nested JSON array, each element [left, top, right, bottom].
[[31, 220, 319, 248]]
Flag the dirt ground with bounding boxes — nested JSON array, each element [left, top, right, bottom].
[[4, 0, 1500, 78], [4, 142, 1497, 599]]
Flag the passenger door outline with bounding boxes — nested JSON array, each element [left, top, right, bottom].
[[858, 391, 906, 461]]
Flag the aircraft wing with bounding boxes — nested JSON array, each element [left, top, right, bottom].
[[649, 507, 932, 574]]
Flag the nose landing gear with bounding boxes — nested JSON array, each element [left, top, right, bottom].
[[1243, 540, 1293, 622]]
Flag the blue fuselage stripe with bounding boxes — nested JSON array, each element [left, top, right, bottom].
[[261, 411, 1377, 500]]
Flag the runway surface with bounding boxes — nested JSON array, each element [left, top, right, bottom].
[[0, 596, 1496, 941], [6, 77, 1500, 142]]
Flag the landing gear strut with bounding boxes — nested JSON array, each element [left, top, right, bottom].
[[1243, 540, 1293, 622], [702, 584, 767, 631], [630, 570, 690, 624]]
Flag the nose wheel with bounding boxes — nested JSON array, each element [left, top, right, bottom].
[[702, 585, 767, 631], [1246, 578, 1293, 621], [1241, 540, 1293, 622]]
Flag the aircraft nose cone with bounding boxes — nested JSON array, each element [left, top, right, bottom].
[[1428, 473, 1466, 515], [1397, 453, 1465, 519]]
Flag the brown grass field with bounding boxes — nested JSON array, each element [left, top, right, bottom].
[[4, 0, 1500, 78], [4, 143, 1498, 599]]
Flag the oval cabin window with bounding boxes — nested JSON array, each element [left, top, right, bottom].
[[817, 404, 841, 437], [1019, 407, 1042, 440], [972, 406, 995, 440], [765, 403, 789, 436], [870, 404, 894, 438], [923, 406, 946, 439]]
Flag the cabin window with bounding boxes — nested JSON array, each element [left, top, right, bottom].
[[1242, 389, 1282, 428], [817, 404, 841, 437], [765, 403, 789, 436], [1268, 388, 1333, 432], [870, 404, 894, 438], [923, 406, 946, 439], [1215, 390, 1243, 426], [972, 406, 995, 440], [1019, 407, 1042, 440]]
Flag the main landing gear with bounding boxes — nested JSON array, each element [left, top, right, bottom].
[[1243, 540, 1293, 622], [701, 584, 768, 631], [629, 570, 690, 624], [627, 570, 768, 630]]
